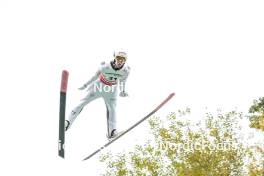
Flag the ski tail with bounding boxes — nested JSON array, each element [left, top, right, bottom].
[[58, 70, 69, 158], [83, 93, 175, 161]]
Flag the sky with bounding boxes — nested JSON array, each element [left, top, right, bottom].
[[0, 0, 264, 175]]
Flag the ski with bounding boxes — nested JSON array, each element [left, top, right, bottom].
[[82, 92, 175, 161], [58, 70, 69, 158]]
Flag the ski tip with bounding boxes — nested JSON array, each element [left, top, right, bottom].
[[62, 70, 69, 75], [169, 92, 175, 98], [83, 156, 90, 161], [61, 70, 69, 93]]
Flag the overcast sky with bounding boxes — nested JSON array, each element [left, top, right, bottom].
[[0, 0, 263, 175]]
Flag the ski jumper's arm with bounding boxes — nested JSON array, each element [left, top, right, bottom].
[[119, 66, 130, 93], [82, 70, 100, 87], [79, 62, 105, 90]]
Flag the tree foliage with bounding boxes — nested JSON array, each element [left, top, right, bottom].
[[100, 109, 260, 176], [247, 145, 264, 176], [249, 97, 264, 131], [246, 97, 264, 175]]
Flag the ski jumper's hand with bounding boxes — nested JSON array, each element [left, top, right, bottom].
[[78, 84, 87, 90], [119, 91, 129, 97], [79, 70, 101, 90]]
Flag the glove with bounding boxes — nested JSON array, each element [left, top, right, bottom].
[[119, 91, 128, 97], [78, 84, 87, 90]]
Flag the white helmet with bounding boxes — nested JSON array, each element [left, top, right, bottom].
[[114, 51, 127, 61]]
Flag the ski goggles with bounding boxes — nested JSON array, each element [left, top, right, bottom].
[[115, 56, 126, 62]]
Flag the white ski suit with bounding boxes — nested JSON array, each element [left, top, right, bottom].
[[67, 61, 130, 136]]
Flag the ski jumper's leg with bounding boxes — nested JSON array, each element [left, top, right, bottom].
[[103, 85, 118, 136], [67, 84, 101, 128]]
